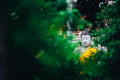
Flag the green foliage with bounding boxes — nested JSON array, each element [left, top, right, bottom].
[[9, 0, 120, 80], [89, 1, 120, 80], [8, 0, 85, 80]]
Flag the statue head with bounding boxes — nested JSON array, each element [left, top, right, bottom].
[[81, 31, 92, 47]]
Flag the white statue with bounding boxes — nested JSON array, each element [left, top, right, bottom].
[[74, 31, 92, 54], [74, 31, 97, 62]]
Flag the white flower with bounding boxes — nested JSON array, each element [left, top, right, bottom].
[[72, 0, 77, 3], [99, 2, 104, 8], [108, 1, 116, 5]]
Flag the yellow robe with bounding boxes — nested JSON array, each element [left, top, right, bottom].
[[79, 47, 97, 62]]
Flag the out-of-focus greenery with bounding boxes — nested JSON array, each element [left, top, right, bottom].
[[7, 0, 84, 80], [8, 0, 120, 80]]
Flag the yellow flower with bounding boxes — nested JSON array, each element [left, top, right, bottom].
[[35, 53, 41, 58], [79, 47, 97, 62], [80, 71, 83, 75]]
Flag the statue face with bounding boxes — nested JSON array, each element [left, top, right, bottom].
[[81, 35, 91, 47]]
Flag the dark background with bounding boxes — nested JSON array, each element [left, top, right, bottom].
[[0, 0, 7, 80]]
